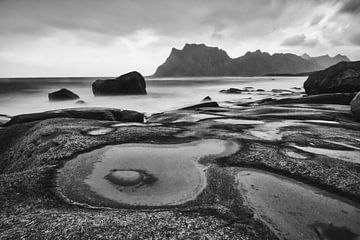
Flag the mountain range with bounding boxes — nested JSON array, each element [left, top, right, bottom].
[[153, 43, 350, 77]]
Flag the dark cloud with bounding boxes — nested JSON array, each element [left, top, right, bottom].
[[0, 0, 331, 39], [0, 0, 359, 77], [339, 0, 360, 14]]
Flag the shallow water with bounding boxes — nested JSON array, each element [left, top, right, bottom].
[[291, 145, 360, 164], [87, 128, 114, 136], [281, 149, 308, 159], [213, 119, 265, 125], [56, 139, 239, 208], [0, 77, 305, 115], [172, 113, 219, 123], [236, 170, 360, 240], [248, 120, 303, 141]]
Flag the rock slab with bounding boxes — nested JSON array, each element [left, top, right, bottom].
[[92, 71, 146, 95], [3, 108, 144, 126], [304, 61, 360, 95], [350, 92, 360, 122]]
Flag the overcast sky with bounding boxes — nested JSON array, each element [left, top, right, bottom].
[[0, 0, 359, 77]]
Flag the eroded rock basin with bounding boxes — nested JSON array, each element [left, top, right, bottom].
[[236, 169, 360, 240], [56, 139, 239, 208]]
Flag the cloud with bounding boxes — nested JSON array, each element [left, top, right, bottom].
[[282, 34, 307, 46], [281, 34, 318, 47], [0, 0, 359, 77], [339, 0, 360, 14], [309, 15, 324, 26], [349, 33, 360, 45]]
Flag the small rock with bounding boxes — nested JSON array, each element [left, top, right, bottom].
[[220, 88, 243, 94], [105, 170, 144, 186], [202, 96, 212, 101], [76, 100, 86, 104], [48, 88, 80, 101]]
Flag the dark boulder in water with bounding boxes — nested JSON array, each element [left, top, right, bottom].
[[202, 96, 212, 101], [351, 92, 360, 122], [304, 61, 360, 95], [220, 88, 243, 94], [92, 71, 146, 96], [3, 108, 144, 126], [48, 88, 79, 101], [76, 100, 86, 104]]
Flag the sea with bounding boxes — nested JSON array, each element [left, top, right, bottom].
[[0, 76, 306, 116]]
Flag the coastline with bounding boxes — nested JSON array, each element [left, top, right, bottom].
[[1, 89, 360, 239]]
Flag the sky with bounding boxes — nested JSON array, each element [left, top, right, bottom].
[[0, 0, 359, 77]]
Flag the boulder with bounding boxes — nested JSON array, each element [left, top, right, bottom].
[[220, 88, 243, 94], [3, 108, 144, 126], [350, 92, 360, 122], [304, 61, 360, 95], [76, 100, 86, 104], [105, 170, 144, 186], [0, 114, 11, 126], [202, 96, 212, 101], [48, 88, 79, 101], [92, 71, 146, 95]]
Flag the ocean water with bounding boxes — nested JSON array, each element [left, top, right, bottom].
[[0, 76, 306, 116]]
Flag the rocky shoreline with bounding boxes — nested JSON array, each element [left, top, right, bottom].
[[0, 92, 359, 239], [1, 64, 360, 239]]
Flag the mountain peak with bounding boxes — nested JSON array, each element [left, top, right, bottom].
[[153, 44, 349, 77], [301, 53, 311, 59]]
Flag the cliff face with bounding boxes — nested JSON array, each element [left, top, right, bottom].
[[153, 43, 350, 77], [154, 44, 231, 76]]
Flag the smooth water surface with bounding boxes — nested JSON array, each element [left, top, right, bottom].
[[236, 170, 360, 240], [0, 77, 305, 115], [56, 139, 239, 208]]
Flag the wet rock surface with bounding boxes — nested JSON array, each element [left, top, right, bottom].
[[4, 107, 144, 126], [1, 99, 360, 239]]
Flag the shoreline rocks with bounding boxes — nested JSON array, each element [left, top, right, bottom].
[[3, 107, 144, 126], [263, 92, 357, 105], [92, 71, 147, 96], [48, 88, 80, 101]]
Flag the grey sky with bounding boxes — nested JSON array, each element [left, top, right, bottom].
[[0, 0, 359, 77]]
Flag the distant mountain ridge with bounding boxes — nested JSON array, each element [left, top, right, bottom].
[[300, 53, 350, 69], [153, 43, 350, 77]]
